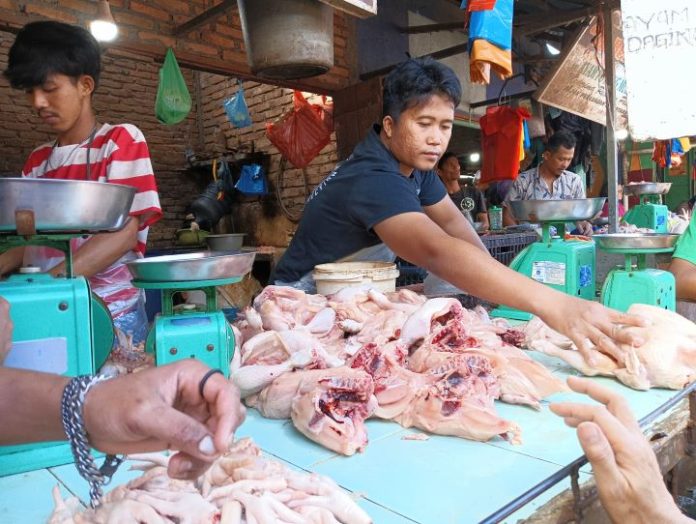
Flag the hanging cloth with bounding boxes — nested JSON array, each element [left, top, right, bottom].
[[467, 0, 514, 84], [479, 105, 530, 184]]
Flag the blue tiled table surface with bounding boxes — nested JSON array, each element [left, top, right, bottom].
[[0, 353, 686, 524]]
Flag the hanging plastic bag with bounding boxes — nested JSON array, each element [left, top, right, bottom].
[[223, 80, 253, 128], [266, 91, 331, 168], [235, 163, 268, 196], [309, 95, 334, 134], [155, 48, 192, 125]]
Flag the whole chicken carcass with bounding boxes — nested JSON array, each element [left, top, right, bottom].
[[291, 372, 377, 455], [525, 304, 696, 390]]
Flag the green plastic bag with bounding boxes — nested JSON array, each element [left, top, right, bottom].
[[155, 48, 191, 125]]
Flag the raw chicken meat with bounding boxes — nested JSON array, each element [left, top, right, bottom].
[[48, 438, 372, 524], [525, 304, 696, 390], [394, 354, 522, 444], [292, 373, 377, 455]]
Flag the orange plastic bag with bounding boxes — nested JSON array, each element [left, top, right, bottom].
[[266, 91, 331, 168]]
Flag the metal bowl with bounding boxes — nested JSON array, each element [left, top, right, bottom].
[[126, 251, 256, 282], [0, 178, 135, 233], [509, 198, 606, 222], [624, 182, 672, 196], [207, 233, 246, 251], [593, 233, 680, 250]]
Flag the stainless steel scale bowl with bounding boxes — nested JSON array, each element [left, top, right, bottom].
[[0, 178, 135, 233], [509, 198, 606, 222], [624, 182, 672, 197], [593, 233, 680, 251]]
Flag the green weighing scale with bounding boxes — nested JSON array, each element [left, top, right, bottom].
[[0, 178, 135, 475], [594, 233, 679, 312], [126, 251, 256, 376], [492, 198, 606, 321], [622, 182, 672, 233]]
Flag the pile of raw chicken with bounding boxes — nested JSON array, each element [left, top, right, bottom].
[[49, 437, 372, 524], [231, 286, 570, 454], [232, 286, 696, 456]]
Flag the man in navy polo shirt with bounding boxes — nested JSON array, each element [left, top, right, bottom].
[[273, 57, 645, 366]]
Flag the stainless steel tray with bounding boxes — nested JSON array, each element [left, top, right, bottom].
[[509, 198, 606, 222], [126, 251, 256, 282], [624, 182, 672, 196], [593, 233, 680, 250], [0, 178, 135, 233]]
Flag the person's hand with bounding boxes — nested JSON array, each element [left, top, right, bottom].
[[540, 295, 648, 366], [83, 360, 245, 480], [0, 297, 13, 364], [550, 377, 688, 524], [576, 220, 594, 236]]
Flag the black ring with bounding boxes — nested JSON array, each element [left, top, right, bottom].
[[198, 369, 224, 398]]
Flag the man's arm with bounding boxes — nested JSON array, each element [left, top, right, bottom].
[[0, 247, 25, 277], [669, 257, 696, 300], [49, 218, 139, 278], [503, 205, 517, 226], [0, 361, 245, 480], [422, 196, 487, 252], [374, 212, 647, 364]]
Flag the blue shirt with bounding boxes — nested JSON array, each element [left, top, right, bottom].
[[273, 125, 447, 282]]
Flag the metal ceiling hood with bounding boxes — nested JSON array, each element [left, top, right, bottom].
[[238, 0, 334, 80]]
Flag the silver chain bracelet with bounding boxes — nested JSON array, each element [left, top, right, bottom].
[[60, 374, 124, 508]]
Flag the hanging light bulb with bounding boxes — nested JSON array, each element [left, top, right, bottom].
[[615, 129, 629, 140], [90, 0, 118, 42], [545, 42, 561, 56], [469, 152, 481, 163]]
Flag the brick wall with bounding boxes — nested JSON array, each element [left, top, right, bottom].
[[196, 74, 339, 247], [0, 1, 354, 93]]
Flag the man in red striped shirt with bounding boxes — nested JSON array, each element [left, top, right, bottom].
[[0, 21, 162, 344]]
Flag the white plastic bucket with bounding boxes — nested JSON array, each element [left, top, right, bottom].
[[313, 261, 400, 295]]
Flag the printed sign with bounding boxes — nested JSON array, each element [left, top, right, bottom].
[[622, 1, 696, 139], [318, 0, 377, 18], [532, 261, 566, 286], [535, 14, 628, 128]]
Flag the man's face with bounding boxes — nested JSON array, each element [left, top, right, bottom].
[[439, 155, 461, 182], [543, 145, 575, 177], [25, 73, 92, 134], [383, 94, 455, 175]]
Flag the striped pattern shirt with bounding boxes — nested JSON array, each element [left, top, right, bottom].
[[504, 166, 585, 203], [22, 124, 162, 314], [23, 123, 162, 255]]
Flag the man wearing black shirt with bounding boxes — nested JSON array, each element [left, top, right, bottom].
[[437, 152, 488, 229], [273, 57, 645, 366]]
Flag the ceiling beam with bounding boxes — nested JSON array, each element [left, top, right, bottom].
[[173, 0, 237, 36], [360, 42, 468, 81], [399, 22, 465, 34], [515, 0, 619, 36]]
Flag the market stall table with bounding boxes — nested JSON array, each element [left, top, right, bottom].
[[2, 350, 693, 523]]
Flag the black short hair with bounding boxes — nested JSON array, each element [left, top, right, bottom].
[[382, 57, 462, 121], [437, 151, 458, 169], [4, 21, 101, 90], [546, 131, 576, 153]]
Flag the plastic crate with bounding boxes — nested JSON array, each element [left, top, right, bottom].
[[395, 258, 428, 287], [481, 231, 539, 266]]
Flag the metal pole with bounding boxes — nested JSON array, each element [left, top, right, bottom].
[[604, 8, 619, 233]]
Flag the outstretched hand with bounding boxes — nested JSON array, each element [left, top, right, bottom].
[[84, 360, 245, 480], [550, 377, 688, 524], [541, 296, 648, 366]]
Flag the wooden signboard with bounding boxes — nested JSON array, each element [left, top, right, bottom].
[[318, 0, 377, 18], [622, 0, 696, 139], [535, 15, 628, 128]]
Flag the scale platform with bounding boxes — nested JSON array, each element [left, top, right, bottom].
[[492, 198, 605, 321], [594, 233, 679, 312], [127, 252, 256, 376]]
